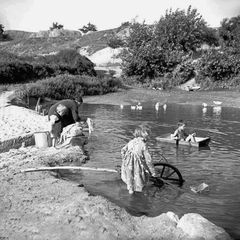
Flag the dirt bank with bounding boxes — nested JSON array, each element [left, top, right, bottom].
[[0, 87, 236, 240]]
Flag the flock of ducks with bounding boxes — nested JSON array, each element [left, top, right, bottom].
[[202, 101, 222, 108], [130, 103, 143, 110], [155, 102, 167, 111], [120, 102, 167, 111], [120, 101, 222, 112], [202, 101, 222, 114]]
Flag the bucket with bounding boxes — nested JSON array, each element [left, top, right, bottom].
[[34, 131, 51, 148]]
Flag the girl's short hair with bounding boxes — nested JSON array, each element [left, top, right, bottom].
[[133, 125, 150, 138]]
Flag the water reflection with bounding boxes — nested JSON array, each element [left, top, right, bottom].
[[62, 102, 240, 239], [202, 106, 207, 115]]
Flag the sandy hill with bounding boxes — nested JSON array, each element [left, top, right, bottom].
[[1, 27, 129, 77]]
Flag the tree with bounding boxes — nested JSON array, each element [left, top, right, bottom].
[[121, 20, 186, 79], [121, 6, 220, 80], [154, 6, 218, 52], [0, 24, 4, 34], [218, 15, 240, 52], [0, 23, 8, 41], [79, 22, 97, 34], [107, 36, 124, 49], [50, 22, 64, 31], [121, 21, 157, 79]]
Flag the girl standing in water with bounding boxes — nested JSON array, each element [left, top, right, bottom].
[[121, 126, 156, 194]]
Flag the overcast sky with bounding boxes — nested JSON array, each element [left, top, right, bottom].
[[0, 0, 240, 32]]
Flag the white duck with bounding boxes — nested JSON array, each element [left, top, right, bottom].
[[155, 102, 161, 110], [202, 103, 207, 108], [136, 103, 143, 110], [120, 104, 124, 109], [163, 104, 167, 110], [213, 101, 222, 106], [202, 107, 207, 114], [155, 102, 161, 108]]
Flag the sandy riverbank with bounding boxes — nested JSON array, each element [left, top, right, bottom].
[[0, 87, 236, 240]]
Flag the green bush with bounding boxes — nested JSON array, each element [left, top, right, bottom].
[[196, 48, 240, 82], [32, 63, 55, 79], [198, 75, 240, 90], [35, 49, 96, 76], [172, 61, 196, 85], [0, 49, 97, 84], [121, 6, 219, 80], [122, 75, 179, 90], [0, 61, 34, 83], [13, 74, 123, 105], [142, 75, 181, 90], [0, 50, 20, 61]]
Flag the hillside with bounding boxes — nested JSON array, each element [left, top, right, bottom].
[[0, 28, 128, 77], [1, 28, 127, 56]]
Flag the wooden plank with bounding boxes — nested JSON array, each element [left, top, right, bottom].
[[18, 166, 118, 173]]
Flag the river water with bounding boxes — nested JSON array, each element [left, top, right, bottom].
[[60, 102, 240, 239]]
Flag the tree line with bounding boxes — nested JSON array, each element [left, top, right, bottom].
[[118, 6, 240, 89]]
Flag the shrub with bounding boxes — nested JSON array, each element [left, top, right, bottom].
[[0, 61, 34, 84], [0, 84, 10, 94], [79, 22, 97, 33], [172, 61, 196, 85], [0, 49, 96, 84], [32, 63, 55, 79], [50, 22, 64, 31], [13, 74, 123, 105], [218, 15, 240, 52], [35, 49, 96, 76], [121, 6, 219, 81], [197, 75, 240, 90], [196, 48, 240, 82], [0, 51, 20, 61], [144, 76, 180, 90]]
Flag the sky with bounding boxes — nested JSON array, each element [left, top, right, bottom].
[[0, 0, 240, 32]]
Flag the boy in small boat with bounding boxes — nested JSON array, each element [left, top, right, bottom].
[[171, 120, 196, 142], [121, 125, 157, 194]]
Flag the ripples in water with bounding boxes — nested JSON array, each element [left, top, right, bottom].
[[60, 102, 240, 239]]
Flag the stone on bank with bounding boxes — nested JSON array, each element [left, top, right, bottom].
[[177, 213, 233, 240]]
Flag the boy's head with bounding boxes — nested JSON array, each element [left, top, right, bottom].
[[178, 120, 187, 129]]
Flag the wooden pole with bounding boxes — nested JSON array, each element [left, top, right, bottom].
[[19, 166, 118, 173]]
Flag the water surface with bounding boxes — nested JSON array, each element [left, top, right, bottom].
[[61, 102, 240, 239]]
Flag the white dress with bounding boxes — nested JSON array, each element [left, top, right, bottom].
[[121, 137, 156, 192]]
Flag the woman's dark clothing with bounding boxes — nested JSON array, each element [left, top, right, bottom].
[[48, 99, 82, 133]]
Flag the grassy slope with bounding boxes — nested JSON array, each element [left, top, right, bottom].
[[0, 28, 119, 56]]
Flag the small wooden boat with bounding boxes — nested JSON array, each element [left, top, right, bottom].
[[156, 135, 211, 147]]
